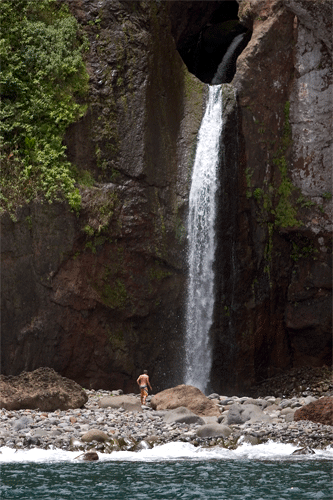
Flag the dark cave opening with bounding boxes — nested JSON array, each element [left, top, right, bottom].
[[174, 1, 251, 84]]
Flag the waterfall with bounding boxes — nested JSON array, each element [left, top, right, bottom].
[[211, 33, 246, 84], [184, 85, 223, 394]]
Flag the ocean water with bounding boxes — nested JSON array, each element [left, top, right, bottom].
[[1, 442, 332, 500]]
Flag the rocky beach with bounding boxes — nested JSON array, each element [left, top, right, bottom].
[[1, 384, 332, 459]]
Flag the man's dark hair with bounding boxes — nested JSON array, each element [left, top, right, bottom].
[[144, 370, 148, 374]]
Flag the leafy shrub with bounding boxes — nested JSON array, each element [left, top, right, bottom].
[[0, 0, 89, 215]]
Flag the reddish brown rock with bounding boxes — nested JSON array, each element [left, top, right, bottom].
[[294, 397, 333, 426], [0, 367, 87, 411], [150, 385, 220, 417]]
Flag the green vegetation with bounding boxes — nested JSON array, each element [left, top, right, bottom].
[[273, 156, 300, 228], [105, 327, 126, 350], [296, 194, 316, 209], [291, 241, 319, 262], [102, 279, 127, 309], [83, 225, 95, 237], [322, 191, 332, 201], [84, 230, 109, 254], [264, 222, 274, 263], [272, 102, 300, 228], [77, 169, 95, 188], [175, 213, 186, 244], [238, 0, 251, 20], [87, 17, 101, 27], [249, 102, 301, 229], [184, 69, 204, 110], [149, 262, 173, 281], [0, 0, 89, 216], [83, 226, 109, 254], [25, 215, 32, 230], [253, 188, 263, 201], [245, 167, 254, 198], [246, 102, 309, 281], [82, 190, 119, 253]]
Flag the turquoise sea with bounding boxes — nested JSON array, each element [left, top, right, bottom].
[[1, 442, 332, 500]]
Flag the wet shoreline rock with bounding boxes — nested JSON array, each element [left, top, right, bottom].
[[0, 389, 331, 455], [74, 451, 99, 461]]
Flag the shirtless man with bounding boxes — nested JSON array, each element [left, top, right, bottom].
[[136, 370, 152, 405]]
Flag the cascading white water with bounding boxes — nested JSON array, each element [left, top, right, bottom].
[[184, 85, 223, 394], [211, 33, 246, 84]]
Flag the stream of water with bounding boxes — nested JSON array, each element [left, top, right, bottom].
[[184, 85, 223, 393]]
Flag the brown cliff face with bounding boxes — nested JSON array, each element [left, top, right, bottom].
[[1, 0, 331, 394], [1, 0, 205, 392], [211, 0, 332, 393]]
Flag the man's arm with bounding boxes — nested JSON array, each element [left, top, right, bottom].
[[137, 376, 141, 386], [147, 376, 152, 390]]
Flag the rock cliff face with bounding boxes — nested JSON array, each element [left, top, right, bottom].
[[1, 0, 331, 393], [1, 0, 206, 392], [211, 0, 332, 393]]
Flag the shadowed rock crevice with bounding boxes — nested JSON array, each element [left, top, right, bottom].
[[169, 0, 251, 83]]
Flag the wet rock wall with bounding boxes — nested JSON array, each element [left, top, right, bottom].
[[1, 0, 206, 392], [1, 0, 331, 394], [211, 0, 332, 394]]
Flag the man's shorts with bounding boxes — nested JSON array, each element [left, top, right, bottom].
[[140, 385, 148, 399]]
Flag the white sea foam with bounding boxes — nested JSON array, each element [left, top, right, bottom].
[[0, 446, 78, 463], [1, 442, 332, 463]]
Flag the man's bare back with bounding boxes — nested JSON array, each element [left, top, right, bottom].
[[137, 371, 152, 404]]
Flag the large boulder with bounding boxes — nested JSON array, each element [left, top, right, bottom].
[[150, 385, 220, 417], [292, 447, 315, 456], [161, 407, 205, 425], [81, 429, 110, 443], [294, 397, 333, 426], [12, 416, 33, 431], [227, 404, 272, 425], [196, 424, 232, 439], [98, 395, 142, 412], [0, 367, 87, 411]]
